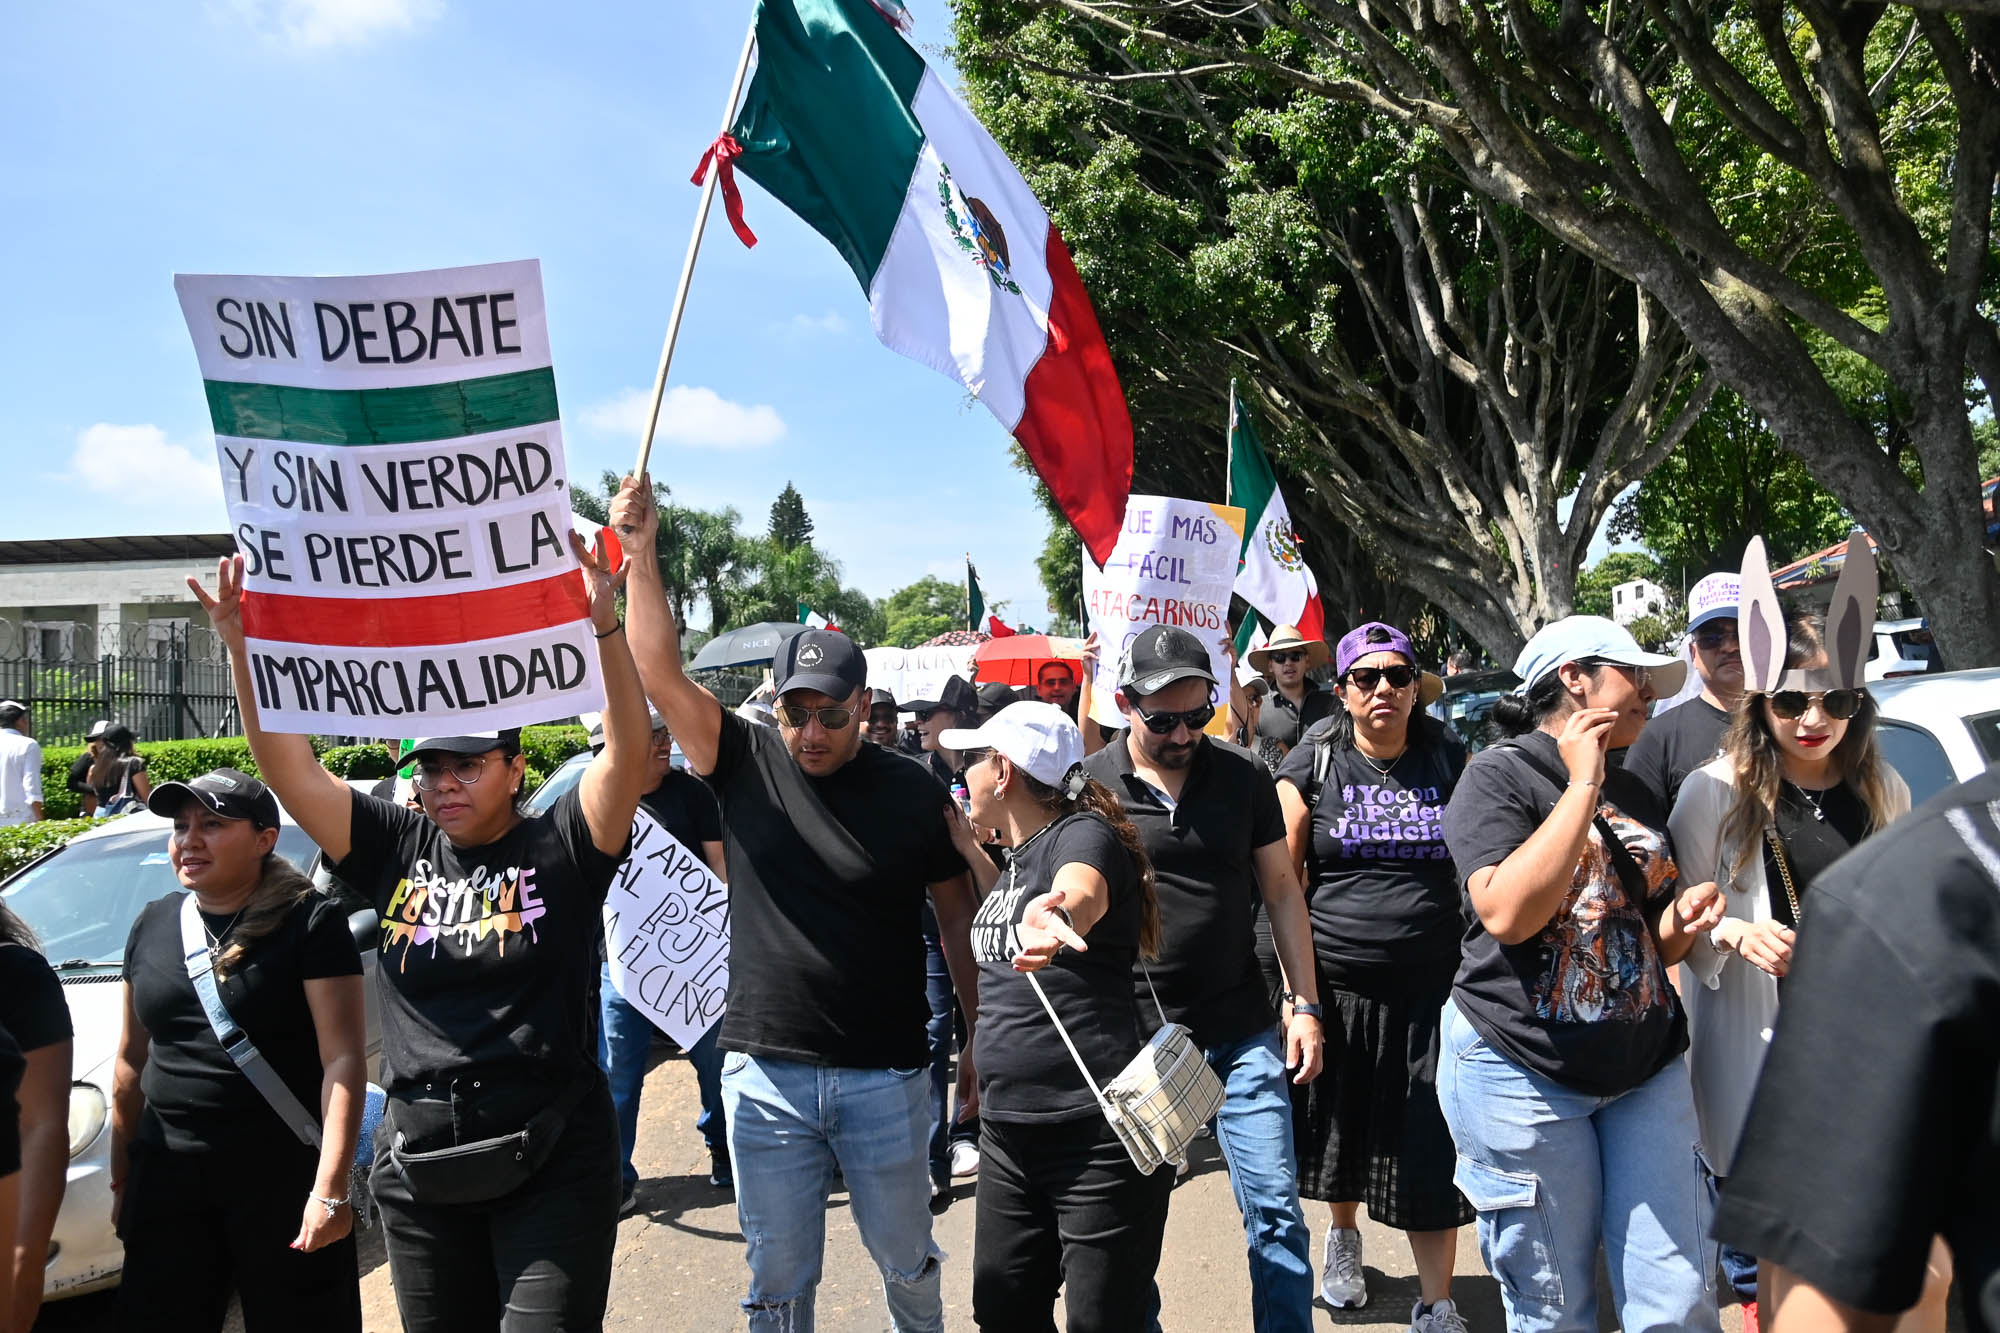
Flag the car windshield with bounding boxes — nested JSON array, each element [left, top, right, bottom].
[[524, 755, 590, 816], [2, 825, 319, 969]]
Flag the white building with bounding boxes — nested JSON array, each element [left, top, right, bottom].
[[0, 534, 234, 662], [1611, 577, 1670, 627]]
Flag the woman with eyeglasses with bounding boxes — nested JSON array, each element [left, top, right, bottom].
[[1669, 612, 1930, 1328], [1272, 624, 1472, 1331], [1437, 616, 1727, 1333], [187, 539, 654, 1333]]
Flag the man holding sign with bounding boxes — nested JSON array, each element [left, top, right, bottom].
[[616, 476, 979, 1333]]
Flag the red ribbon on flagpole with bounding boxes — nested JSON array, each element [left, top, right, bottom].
[[692, 133, 758, 249]]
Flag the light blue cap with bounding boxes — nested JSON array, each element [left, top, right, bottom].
[[1512, 616, 1687, 696]]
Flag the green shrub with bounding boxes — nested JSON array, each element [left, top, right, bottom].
[[519, 725, 591, 776], [0, 818, 103, 880], [39, 739, 261, 820], [322, 744, 398, 779]]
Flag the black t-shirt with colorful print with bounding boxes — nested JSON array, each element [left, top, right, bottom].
[[1441, 729, 1687, 1096], [330, 786, 628, 1095]]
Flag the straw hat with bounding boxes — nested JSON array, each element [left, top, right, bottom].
[[1246, 624, 1330, 673]]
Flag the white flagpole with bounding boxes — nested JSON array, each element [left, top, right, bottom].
[[634, 16, 760, 479]]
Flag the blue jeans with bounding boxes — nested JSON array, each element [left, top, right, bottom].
[[722, 1051, 944, 1332], [924, 926, 954, 1188], [1719, 1240, 1758, 1303], [1148, 1028, 1315, 1333], [597, 961, 725, 1194], [1436, 1000, 1721, 1333]]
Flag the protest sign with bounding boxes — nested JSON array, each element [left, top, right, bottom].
[[1083, 495, 1246, 733], [862, 643, 978, 706], [602, 809, 729, 1049], [174, 261, 602, 737]]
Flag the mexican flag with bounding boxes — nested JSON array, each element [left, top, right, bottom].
[[728, 0, 1133, 565], [1227, 382, 1324, 645], [966, 557, 985, 632], [797, 602, 837, 632]]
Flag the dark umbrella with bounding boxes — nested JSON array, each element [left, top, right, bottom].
[[689, 621, 807, 671]]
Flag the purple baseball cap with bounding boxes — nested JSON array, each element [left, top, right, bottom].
[[1335, 622, 1445, 705]]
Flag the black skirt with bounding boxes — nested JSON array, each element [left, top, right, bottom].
[[1292, 962, 1474, 1231]]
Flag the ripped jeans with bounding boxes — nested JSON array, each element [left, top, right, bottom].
[[721, 1052, 945, 1332], [1435, 1000, 1721, 1333]]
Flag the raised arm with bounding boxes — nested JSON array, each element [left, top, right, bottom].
[[188, 555, 354, 862], [570, 531, 653, 856], [611, 475, 723, 776], [1467, 710, 1615, 946]]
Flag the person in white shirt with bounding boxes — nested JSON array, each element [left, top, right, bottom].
[[0, 702, 44, 826]]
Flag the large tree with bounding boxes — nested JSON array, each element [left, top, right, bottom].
[[995, 0, 2000, 665], [883, 575, 969, 646], [957, 5, 1715, 659], [571, 473, 754, 637], [767, 482, 815, 553]]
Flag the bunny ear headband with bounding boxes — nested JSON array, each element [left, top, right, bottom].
[[1738, 529, 1877, 694]]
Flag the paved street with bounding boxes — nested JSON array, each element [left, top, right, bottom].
[[37, 1043, 1759, 1332]]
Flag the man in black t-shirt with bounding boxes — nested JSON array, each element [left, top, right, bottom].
[[1623, 573, 1742, 810], [1716, 764, 2000, 1332], [1080, 624, 1325, 1333], [618, 477, 978, 1332], [1249, 624, 1335, 758]]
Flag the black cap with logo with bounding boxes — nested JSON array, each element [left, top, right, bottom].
[[147, 767, 282, 829], [775, 629, 868, 701], [408, 729, 523, 764], [1118, 624, 1219, 697]]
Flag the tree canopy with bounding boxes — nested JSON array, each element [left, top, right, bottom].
[[883, 575, 968, 646]]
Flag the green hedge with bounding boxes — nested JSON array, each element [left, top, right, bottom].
[[519, 725, 590, 777], [0, 818, 103, 880], [322, 744, 398, 779]]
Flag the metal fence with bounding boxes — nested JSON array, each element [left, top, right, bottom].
[[0, 626, 235, 747]]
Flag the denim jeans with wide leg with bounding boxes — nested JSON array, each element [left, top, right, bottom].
[[722, 1051, 945, 1332], [923, 919, 955, 1190], [598, 961, 726, 1193], [1435, 999, 1722, 1333], [1147, 1028, 1315, 1333]]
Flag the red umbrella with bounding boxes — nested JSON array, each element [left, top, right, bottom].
[[972, 634, 1086, 687]]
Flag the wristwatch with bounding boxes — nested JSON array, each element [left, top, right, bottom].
[[1283, 992, 1324, 1020]]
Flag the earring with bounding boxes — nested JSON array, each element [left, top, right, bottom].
[[993, 784, 1004, 799]]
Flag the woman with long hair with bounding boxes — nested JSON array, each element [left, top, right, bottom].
[[939, 701, 1171, 1331], [1274, 624, 1471, 1331], [0, 899, 69, 1332], [1438, 617, 1726, 1333], [188, 535, 653, 1333], [111, 768, 366, 1332], [89, 724, 150, 816]]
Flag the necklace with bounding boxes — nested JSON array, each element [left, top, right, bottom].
[[200, 904, 248, 961], [1355, 746, 1405, 778], [1787, 781, 1828, 822]]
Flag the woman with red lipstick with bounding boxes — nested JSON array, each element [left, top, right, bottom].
[[111, 768, 366, 1333]]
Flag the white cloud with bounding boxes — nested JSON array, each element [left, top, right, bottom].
[[580, 386, 786, 450], [778, 310, 850, 338], [67, 423, 224, 513], [214, 0, 441, 49]]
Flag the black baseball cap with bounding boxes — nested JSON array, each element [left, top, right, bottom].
[[1118, 624, 1218, 696], [902, 675, 979, 717], [869, 688, 897, 710], [775, 629, 867, 701], [408, 729, 523, 763], [147, 768, 281, 829], [974, 681, 1016, 719]]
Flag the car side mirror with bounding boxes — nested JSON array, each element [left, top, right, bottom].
[[347, 908, 380, 953]]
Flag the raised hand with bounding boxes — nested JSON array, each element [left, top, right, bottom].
[[608, 472, 659, 558], [186, 553, 248, 652], [1011, 887, 1089, 972], [567, 529, 627, 633], [1558, 707, 1620, 787]]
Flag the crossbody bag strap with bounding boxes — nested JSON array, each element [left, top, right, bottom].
[[1500, 743, 1652, 905], [1023, 970, 1113, 1111], [179, 893, 322, 1149], [1137, 960, 1168, 1030]]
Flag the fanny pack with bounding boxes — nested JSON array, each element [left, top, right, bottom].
[[1025, 959, 1224, 1176], [386, 1075, 593, 1206]]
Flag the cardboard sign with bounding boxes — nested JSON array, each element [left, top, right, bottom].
[[1083, 495, 1246, 733], [174, 261, 602, 737], [602, 809, 729, 1049]]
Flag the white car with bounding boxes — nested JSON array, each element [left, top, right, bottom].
[[1868, 666, 2000, 804], [0, 795, 381, 1301], [1867, 618, 1943, 682]]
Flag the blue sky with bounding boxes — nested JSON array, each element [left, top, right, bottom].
[[3, 0, 1061, 623]]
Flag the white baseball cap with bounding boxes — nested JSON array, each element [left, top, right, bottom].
[[1686, 573, 1741, 632], [939, 700, 1085, 789], [1512, 616, 1687, 696]]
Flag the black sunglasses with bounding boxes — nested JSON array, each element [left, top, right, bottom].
[[1134, 703, 1216, 735], [775, 704, 857, 730], [1693, 626, 1739, 650], [1267, 650, 1308, 665], [1766, 689, 1863, 721], [1344, 665, 1417, 691]]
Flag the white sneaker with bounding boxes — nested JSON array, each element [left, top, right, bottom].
[[1320, 1226, 1366, 1308], [950, 1139, 981, 1178], [1410, 1297, 1469, 1332]]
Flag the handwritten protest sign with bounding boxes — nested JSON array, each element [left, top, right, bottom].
[[602, 809, 729, 1049], [173, 261, 602, 737], [862, 643, 978, 705], [1083, 495, 1246, 733]]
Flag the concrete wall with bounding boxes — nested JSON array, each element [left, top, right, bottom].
[[0, 558, 216, 658]]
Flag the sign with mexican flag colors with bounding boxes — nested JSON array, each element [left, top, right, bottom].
[[728, 0, 1133, 565], [1227, 383, 1324, 649], [173, 260, 604, 738]]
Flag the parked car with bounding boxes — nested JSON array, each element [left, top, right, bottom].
[[1868, 618, 1942, 681], [0, 793, 381, 1301], [1437, 668, 1522, 754], [1868, 666, 2000, 805], [524, 743, 687, 814]]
